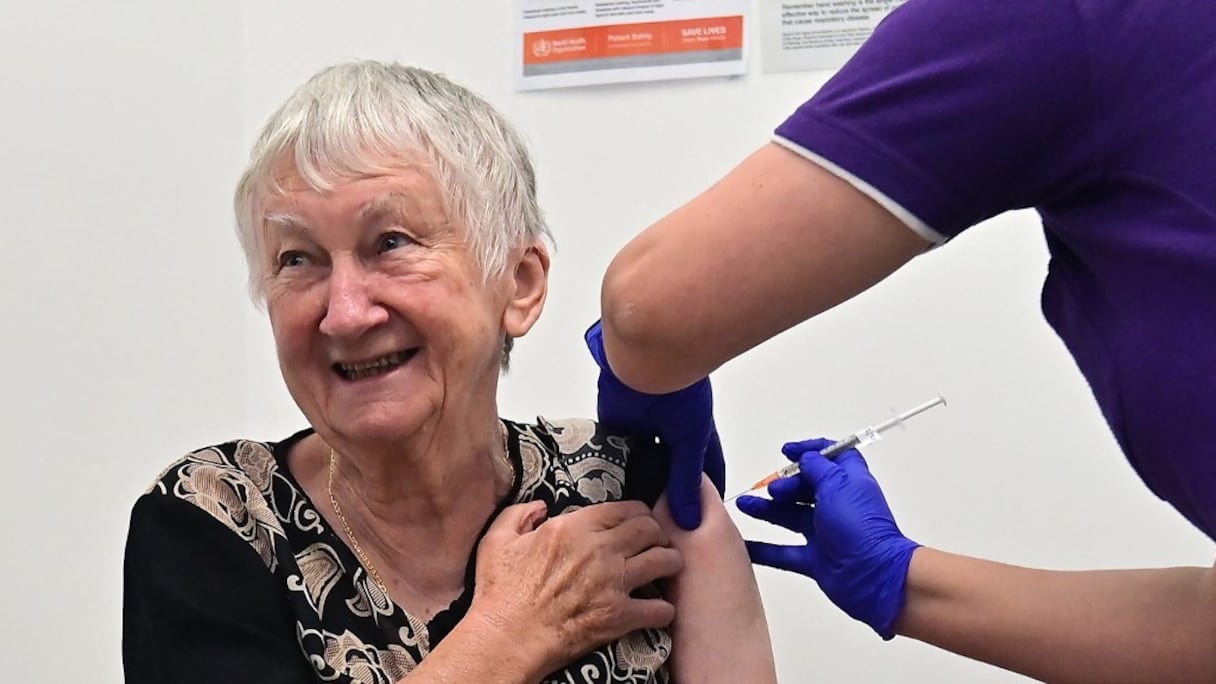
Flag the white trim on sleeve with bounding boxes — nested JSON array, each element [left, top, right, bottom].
[[772, 134, 948, 245]]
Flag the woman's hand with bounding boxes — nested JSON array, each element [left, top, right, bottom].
[[470, 500, 684, 677]]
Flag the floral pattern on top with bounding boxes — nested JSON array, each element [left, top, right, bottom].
[[143, 417, 671, 683]]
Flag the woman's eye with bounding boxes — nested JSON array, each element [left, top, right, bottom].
[[277, 251, 309, 269], [377, 232, 413, 253]]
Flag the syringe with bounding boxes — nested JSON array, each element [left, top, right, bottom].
[[725, 395, 947, 503]]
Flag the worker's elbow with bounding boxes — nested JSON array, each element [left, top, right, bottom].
[[599, 257, 686, 393], [600, 255, 646, 347]]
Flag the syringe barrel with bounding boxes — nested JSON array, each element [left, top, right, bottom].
[[821, 435, 861, 459]]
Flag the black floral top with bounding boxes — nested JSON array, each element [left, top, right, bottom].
[[123, 418, 671, 684]]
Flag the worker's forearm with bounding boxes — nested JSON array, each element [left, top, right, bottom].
[[898, 547, 1216, 683]]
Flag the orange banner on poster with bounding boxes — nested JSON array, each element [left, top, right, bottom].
[[523, 16, 743, 65]]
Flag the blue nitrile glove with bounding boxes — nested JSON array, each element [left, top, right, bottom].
[[737, 438, 920, 640], [585, 320, 725, 530]]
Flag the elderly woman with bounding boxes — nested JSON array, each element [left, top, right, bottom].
[[122, 61, 777, 683]]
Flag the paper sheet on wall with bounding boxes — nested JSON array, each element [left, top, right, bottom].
[[760, 0, 906, 73], [516, 1, 748, 91]]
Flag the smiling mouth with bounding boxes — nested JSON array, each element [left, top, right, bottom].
[[333, 349, 417, 380]]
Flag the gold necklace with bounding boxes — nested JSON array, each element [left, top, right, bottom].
[[326, 422, 513, 593], [328, 448, 388, 592]]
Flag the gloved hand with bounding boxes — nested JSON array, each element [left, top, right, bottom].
[[737, 438, 920, 639], [585, 320, 725, 530]]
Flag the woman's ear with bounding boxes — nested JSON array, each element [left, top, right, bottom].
[[502, 242, 550, 338]]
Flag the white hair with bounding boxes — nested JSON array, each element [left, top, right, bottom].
[[233, 60, 552, 300]]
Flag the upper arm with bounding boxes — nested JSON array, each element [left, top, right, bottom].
[[652, 477, 778, 683], [602, 142, 928, 391], [601, 0, 1097, 393], [123, 494, 315, 684]]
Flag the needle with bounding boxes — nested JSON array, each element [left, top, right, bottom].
[[725, 395, 947, 502]]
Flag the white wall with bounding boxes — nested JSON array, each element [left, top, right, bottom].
[[1, 2, 244, 681], [4, 2, 1210, 682]]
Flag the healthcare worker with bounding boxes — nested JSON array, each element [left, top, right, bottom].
[[584, 0, 1216, 681]]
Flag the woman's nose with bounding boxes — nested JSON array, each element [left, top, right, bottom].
[[318, 265, 389, 338]]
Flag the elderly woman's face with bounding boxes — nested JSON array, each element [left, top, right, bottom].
[[258, 165, 518, 445]]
